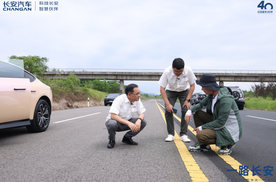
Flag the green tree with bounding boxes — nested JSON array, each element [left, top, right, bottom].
[[10, 55, 49, 77], [92, 78, 109, 92], [62, 74, 80, 89], [80, 80, 94, 89], [107, 80, 120, 93]]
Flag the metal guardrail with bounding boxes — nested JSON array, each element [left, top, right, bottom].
[[45, 68, 276, 82], [193, 69, 276, 74], [48, 68, 276, 73], [48, 68, 164, 72]]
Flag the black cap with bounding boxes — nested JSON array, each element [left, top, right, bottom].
[[196, 74, 220, 90]]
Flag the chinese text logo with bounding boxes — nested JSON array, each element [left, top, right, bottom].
[[3, 1, 32, 11], [2, 1, 59, 11]]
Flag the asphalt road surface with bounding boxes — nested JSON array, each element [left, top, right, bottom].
[[0, 99, 275, 182]]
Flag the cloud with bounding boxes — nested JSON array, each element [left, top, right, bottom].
[[1, 0, 275, 94]]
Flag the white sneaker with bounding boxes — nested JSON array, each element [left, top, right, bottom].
[[180, 135, 191, 143], [165, 134, 175, 142]]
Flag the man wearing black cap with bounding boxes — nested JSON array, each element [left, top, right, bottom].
[[185, 74, 242, 155]]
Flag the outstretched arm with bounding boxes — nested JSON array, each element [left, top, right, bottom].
[[160, 86, 174, 113]]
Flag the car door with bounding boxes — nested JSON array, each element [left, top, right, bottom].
[[0, 61, 31, 123]]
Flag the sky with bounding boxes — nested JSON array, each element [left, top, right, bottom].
[[1, 0, 275, 94]]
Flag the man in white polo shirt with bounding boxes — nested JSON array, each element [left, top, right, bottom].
[[159, 58, 196, 142], [105, 84, 147, 149]]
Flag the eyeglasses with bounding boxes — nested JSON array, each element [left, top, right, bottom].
[[131, 92, 140, 95], [173, 70, 183, 74]]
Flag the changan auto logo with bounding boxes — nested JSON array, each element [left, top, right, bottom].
[[2, 1, 59, 11]]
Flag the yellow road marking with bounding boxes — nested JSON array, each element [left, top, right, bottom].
[[156, 100, 264, 182], [155, 100, 209, 182]]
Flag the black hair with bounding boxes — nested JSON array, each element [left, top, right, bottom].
[[125, 84, 138, 95], [172, 58, 185, 70]]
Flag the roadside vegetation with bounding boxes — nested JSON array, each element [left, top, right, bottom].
[[9, 55, 276, 111], [244, 81, 276, 111], [40, 74, 161, 110], [40, 76, 108, 103], [40, 75, 161, 105], [245, 96, 276, 111], [10, 55, 161, 110]]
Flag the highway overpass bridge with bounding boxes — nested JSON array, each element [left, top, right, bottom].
[[44, 68, 276, 93]]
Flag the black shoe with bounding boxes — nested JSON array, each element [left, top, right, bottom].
[[107, 140, 115, 149], [122, 136, 138, 145], [188, 142, 211, 152], [218, 143, 236, 155]]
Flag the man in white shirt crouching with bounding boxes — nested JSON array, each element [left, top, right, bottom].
[[105, 84, 147, 149]]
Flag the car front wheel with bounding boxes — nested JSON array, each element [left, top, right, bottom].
[[27, 99, 51, 132]]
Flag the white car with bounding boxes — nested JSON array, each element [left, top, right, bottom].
[[0, 60, 52, 132]]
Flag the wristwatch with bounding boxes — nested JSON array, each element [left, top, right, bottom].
[[186, 99, 191, 102], [138, 118, 143, 122]]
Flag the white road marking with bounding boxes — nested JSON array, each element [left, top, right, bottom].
[[246, 115, 276, 122], [54, 112, 101, 124]]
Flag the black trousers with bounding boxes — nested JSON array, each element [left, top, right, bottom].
[[105, 118, 147, 141], [165, 89, 189, 136]]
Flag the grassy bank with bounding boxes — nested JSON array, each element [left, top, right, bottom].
[[41, 76, 159, 108], [245, 97, 276, 111], [40, 74, 161, 106], [40, 77, 108, 105]]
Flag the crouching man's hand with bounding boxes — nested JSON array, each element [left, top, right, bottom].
[[185, 110, 193, 124]]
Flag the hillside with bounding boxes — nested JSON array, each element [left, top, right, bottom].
[[51, 87, 161, 111], [51, 87, 106, 110]]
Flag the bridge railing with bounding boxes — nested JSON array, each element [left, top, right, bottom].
[[48, 68, 276, 74], [193, 69, 276, 74], [48, 68, 164, 72]]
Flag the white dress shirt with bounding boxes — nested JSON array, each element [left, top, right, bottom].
[[106, 94, 146, 121], [158, 66, 196, 92]]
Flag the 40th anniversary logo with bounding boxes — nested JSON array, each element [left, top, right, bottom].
[[257, 0, 274, 13], [2, 1, 59, 11]]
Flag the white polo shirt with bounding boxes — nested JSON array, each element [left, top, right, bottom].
[[159, 66, 196, 92], [106, 94, 146, 121]]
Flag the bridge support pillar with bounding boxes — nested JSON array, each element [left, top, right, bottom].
[[120, 80, 124, 94], [219, 81, 224, 86]]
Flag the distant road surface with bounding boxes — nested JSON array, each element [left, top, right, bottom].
[[0, 99, 275, 182]]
